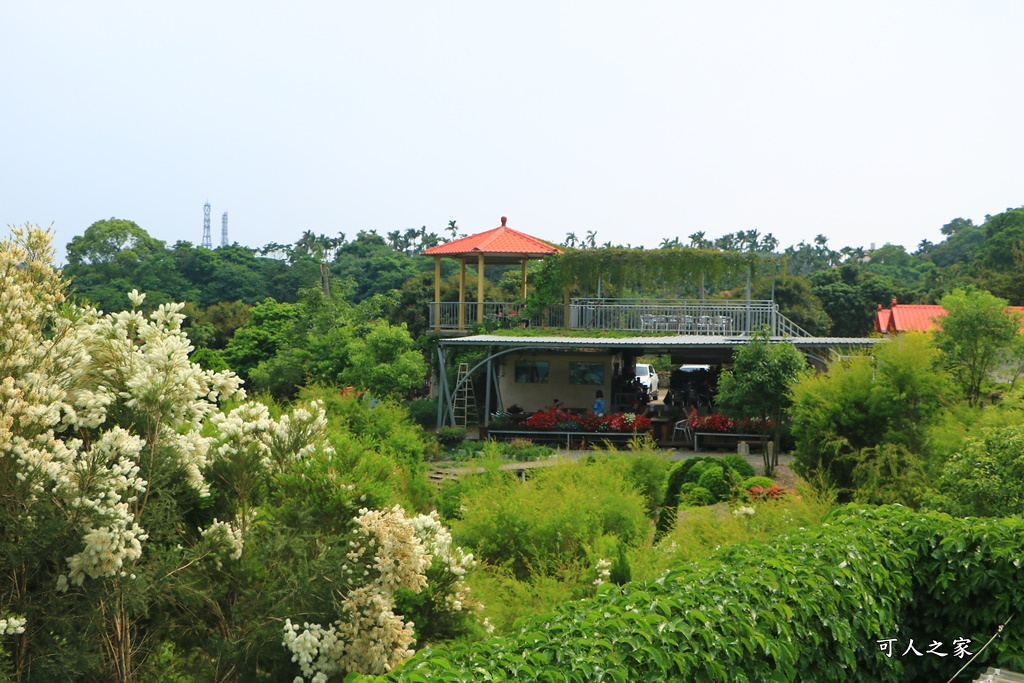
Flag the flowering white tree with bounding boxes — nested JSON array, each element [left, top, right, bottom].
[[1, 227, 481, 682]]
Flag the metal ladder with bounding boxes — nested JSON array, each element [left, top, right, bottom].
[[453, 363, 477, 428]]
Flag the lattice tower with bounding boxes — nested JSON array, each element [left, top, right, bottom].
[[201, 202, 212, 249]]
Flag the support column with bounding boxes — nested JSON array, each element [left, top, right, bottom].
[[564, 286, 570, 329], [484, 347, 493, 427], [521, 259, 528, 299], [745, 265, 752, 335], [458, 259, 467, 331], [433, 256, 442, 332], [436, 346, 450, 428], [477, 253, 485, 326]]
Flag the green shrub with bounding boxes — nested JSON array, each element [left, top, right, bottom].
[[452, 459, 650, 580], [503, 439, 556, 462], [742, 475, 775, 490], [359, 506, 1024, 683], [190, 346, 229, 372], [435, 426, 467, 450], [685, 459, 713, 484], [622, 453, 671, 516], [696, 466, 731, 502], [663, 458, 703, 507], [719, 453, 756, 478], [936, 425, 1024, 516], [406, 397, 439, 430], [608, 540, 632, 586], [682, 485, 713, 506]]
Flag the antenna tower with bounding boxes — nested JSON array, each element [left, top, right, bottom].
[[201, 202, 212, 249], [221, 212, 229, 246]]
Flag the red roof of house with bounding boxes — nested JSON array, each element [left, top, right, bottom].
[[888, 303, 946, 333], [879, 300, 1024, 333], [874, 304, 891, 334], [423, 217, 564, 259]]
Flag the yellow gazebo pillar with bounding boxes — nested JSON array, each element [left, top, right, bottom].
[[458, 259, 467, 330], [477, 253, 485, 325], [564, 286, 571, 330], [521, 259, 528, 299], [433, 256, 442, 332]]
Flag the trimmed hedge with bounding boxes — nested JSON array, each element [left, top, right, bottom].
[[356, 506, 1024, 683]]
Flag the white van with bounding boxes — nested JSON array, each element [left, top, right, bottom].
[[635, 363, 659, 399]]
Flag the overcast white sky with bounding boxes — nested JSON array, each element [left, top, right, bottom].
[[4, 2, 1024, 261]]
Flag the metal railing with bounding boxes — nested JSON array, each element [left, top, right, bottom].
[[568, 298, 809, 336], [429, 298, 810, 337], [429, 302, 563, 331]]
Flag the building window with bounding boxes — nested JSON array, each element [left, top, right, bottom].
[[515, 361, 549, 383], [569, 362, 604, 385]]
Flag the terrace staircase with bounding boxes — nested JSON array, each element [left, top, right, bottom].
[[453, 363, 477, 428]]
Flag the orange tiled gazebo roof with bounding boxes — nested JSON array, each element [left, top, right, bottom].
[[424, 217, 564, 332], [423, 217, 563, 264]]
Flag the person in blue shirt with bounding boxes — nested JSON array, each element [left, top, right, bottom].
[[593, 390, 606, 417]]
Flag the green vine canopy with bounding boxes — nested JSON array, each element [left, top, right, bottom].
[[530, 247, 786, 306]]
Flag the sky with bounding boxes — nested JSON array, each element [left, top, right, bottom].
[[4, 2, 1024, 262]]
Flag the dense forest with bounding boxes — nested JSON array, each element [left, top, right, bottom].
[[5, 206, 1024, 683], [58, 208, 1024, 399]]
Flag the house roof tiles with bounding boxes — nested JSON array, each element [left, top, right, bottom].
[[878, 300, 1024, 333], [888, 303, 945, 333], [874, 305, 891, 334]]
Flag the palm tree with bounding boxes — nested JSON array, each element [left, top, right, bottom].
[[563, 232, 578, 248]]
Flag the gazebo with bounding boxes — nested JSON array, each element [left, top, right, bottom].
[[423, 217, 563, 332]]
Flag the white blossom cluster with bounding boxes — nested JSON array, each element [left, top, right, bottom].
[[201, 518, 244, 561], [409, 511, 480, 613], [272, 402, 334, 463], [732, 506, 756, 517], [211, 400, 332, 472], [1, 228, 247, 591], [284, 505, 441, 681], [212, 402, 276, 467], [593, 558, 612, 586], [0, 615, 26, 636]]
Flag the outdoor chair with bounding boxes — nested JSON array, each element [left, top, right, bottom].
[[672, 420, 695, 445], [640, 314, 657, 331], [678, 315, 695, 332]]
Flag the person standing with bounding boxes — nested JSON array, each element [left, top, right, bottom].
[[593, 390, 606, 416]]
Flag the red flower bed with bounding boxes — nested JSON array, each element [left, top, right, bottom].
[[521, 411, 652, 434], [689, 414, 772, 433], [749, 484, 789, 501]]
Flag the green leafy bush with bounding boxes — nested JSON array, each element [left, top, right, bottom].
[[435, 426, 467, 450], [720, 453, 756, 478], [696, 465, 731, 502], [658, 456, 750, 532], [682, 485, 713, 506], [406, 397, 439, 430], [936, 424, 1024, 516], [452, 459, 650, 580], [356, 506, 1024, 683], [742, 475, 775, 490], [502, 439, 556, 462]]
